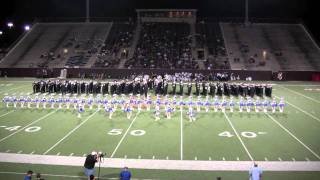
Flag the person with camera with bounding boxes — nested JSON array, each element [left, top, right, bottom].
[[84, 151, 100, 178]]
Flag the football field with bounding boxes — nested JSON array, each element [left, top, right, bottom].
[[0, 78, 320, 179]]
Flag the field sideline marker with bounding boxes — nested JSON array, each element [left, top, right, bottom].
[[1, 152, 320, 171], [43, 110, 98, 155], [223, 112, 254, 161], [0, 110, 57, 143], [0, 110, 14, 119], [275, 96, 320, 123], [0, 85, 30, 94], [180, 108, 183, 160], [279, 85, 320, 104], [265, 112, 320, 160], [0, 171, 144, 180], [110, 111, 141, 158]]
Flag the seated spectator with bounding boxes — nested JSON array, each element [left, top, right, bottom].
[[120, 167, 131, 180]]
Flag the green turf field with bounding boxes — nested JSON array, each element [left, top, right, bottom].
[[0, 78, 320, 179]]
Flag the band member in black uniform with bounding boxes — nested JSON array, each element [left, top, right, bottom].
[[163, 81, 168, 95], [187, 82, 192, 96], [171, 81, 176, 95], [40, 81, 45, 93], [32, 81, 37, 93], [217, 83, 223, 96], [231, 83, 239, 97], [179, 81, 184, 95], [265, 84, 272, 97], [209, 82, 216, 97], [195, 81, 200, 96], [143, 82, 148, 97], [77, 81, 81, 94], [116, 81, 121, 95], [133, 82, 138, 95], [61, 81, 66, 95], [85, 82, 89, 95], [254, 84, 262, 97], [80, 81, 85, 94], [248, 84, 255, 97], [101, 83, 107, 95], [201, 82, 206, 95], [45, 81, 49, 93], [223, 83, 231, 96], [243, 84, 249, 97]]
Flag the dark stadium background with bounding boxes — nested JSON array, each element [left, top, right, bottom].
[[0, 0, 318, 47]]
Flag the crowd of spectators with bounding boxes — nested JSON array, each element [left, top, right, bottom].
[[65, 35, 104, 67], [125, 22, 198, 69], [93, 21, 135, 68], [196, 21, 230, 70]]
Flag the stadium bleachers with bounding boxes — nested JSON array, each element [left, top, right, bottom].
[[221, 23, 320, 71], [125, 22, 198, 69], [196, 22, 229, 69], [93, 22, 135, 68], [0, 23, 111, 68], [1, 21, 319, 71]]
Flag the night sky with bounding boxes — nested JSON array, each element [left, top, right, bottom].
[[0, 0, 318, 46]]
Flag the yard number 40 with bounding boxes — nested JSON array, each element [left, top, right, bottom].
[[219, 131, 258, 138]]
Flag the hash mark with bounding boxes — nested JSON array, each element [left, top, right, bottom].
[[237, 157, 240, 161], [306, 157, 310, 161], [222, 157, 225, 161], [264, 157, 268, 161], [69, 153, 74, 156], [152, 156, 155, 159], [138, 155, 141, 159], [258, 132, 267, 135], [17, 151, 22, 154], [195, 157, 197, 160], [278, 157, 282, 161], [30, 151, 35, 154], [166, 156, 169, 160], [83, 154, 86, 157], [292, 158, 296, 161], [56, 152, 60, 156], [209, 157, 212, 161]]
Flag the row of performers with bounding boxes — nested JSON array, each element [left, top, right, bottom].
[[32, 80, 273, 97], [3, 95, 285, 119]]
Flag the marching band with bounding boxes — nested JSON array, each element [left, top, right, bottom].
[[3, 93, 285, 122]]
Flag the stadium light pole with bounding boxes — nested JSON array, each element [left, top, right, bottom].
[[86, 0, 90, 22], [245, 0, 249, 26]]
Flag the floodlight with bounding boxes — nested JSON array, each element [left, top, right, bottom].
[[24, 25, 30, 31], [7, 22, 14, 28]]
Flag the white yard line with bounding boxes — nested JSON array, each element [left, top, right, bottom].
[[223, 112, 254, 161], [277, 84, 320, 87], [110, 111, 141, 158], [0, 153, 320, 171], [0, 110, 14, 118], [43, 110, 98, 155], [180, 108, 183, 160], [265, 112, 320, 160], [0, 171, 124, 180], [0, 110, 57, 143], [0, 85, 30, 94], [275, 95, 320, 123], [279, 86, 320, 104]]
